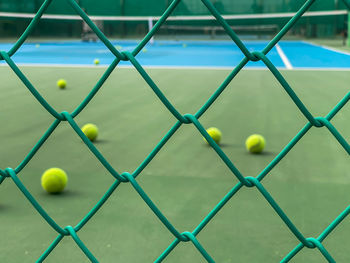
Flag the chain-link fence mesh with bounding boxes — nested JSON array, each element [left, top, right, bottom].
[[0, 0, 349, 262]]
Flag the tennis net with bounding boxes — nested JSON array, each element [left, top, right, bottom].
[[0, 10, 348, 41]]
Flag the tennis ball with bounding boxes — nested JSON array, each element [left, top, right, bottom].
[[35, 44, 40, 48], [204, 127, 222, 145], [94, 59, 100, 65], [41, 168, 68, 194], [246, 134, 265, 154], [81, 123, 98, 141], [182, 43, 187, 48], [115, 45, 123, 50], [57, 79, 67, 89], [142, 48, 148, 53]]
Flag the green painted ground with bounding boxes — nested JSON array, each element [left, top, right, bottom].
[[0, 66, 349, 262]]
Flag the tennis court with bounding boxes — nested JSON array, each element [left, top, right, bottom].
[[0, 0, 349, 263], [1, 40, 350, 69]]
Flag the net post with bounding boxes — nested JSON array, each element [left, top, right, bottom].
[[148, 17, 155, 44]]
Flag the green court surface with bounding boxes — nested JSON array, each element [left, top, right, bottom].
[[0, 66, 349, 262]]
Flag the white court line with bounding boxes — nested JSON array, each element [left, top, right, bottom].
[[2, 63, 350, 71], [302, 41, 350, 56], [276, 43, 293, 69]]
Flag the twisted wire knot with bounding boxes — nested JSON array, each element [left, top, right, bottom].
[[119, 172, 132, 183], [313, 117, 326, 128], [180, 231, 192, 242], [182, 114, 194, 124], [4, 167, 15, 177], [119, 51, 129, 61], [62, 226, 74, 236], [243, 176, 257, 188], [60, 111, 72, 121], [250, 51, 262, 62], [304, 237, 319, 249]]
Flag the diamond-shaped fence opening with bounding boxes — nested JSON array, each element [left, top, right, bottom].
[[0, 0, 350, 262]]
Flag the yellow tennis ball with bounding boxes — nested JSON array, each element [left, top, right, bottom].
[[81, 123, 98, 141], [246, 134, 265, 153], [57, 79, 67, 89], [204, 127, 222, 144], [142, 48, 148, 53], [41, 168, 68, 194], [94, 59, 100, 65]]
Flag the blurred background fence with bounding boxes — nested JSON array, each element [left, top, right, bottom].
[[0, 0, 348, 39]]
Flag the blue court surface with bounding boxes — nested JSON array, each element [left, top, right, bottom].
[[1, 40, 350, 69]]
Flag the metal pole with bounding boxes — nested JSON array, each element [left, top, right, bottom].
[[148, 17, 155, 44]]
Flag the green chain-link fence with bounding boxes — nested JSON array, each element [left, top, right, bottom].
[[0, 0, 350, 262]]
